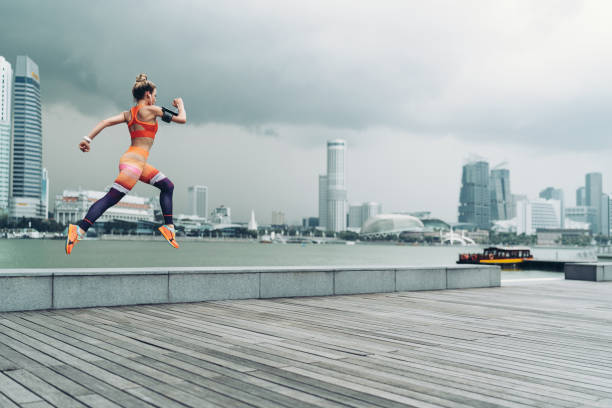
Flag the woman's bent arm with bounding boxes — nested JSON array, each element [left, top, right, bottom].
[[172, 98, 187, 123]]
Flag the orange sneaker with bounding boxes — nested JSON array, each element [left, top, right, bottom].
[[159, 225, 179, 248], [65, 224, 84, 255]]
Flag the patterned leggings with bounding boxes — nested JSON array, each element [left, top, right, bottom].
[[77, 146, 174, 232]]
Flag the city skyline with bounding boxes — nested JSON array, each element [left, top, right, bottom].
[[4, 2, 612, 224]]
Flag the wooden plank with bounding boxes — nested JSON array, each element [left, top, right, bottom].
[[20, 401, 55, 408], [5, 369, 87, 408], [0, 372, 43, 405], [74, 394, 124, 408], [0, 392, 20, 408], [51, 365, 153, 408]]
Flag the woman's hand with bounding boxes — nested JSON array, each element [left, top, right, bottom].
[[79, 140, 91, 152], [172, 97, 184, 108]]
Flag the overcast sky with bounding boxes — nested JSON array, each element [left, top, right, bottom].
[[2, 0, 612, 223]]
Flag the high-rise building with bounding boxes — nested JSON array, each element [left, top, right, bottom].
[[601, 194, 610, 237], [576, 187, 586, 206], [271, 210, 286, 226], [0, 56, 11, 213], [10, 56, 42, 218], [585, 173, 603, 234], [515, 199, 561, 235], [348, 204, 362, 228], [187, 185, 208, 218], [349, 201, 382, 229], [41, 168, 48, 219], [510, 194, 527, 219], [540, 187, 564, 228], [458, 161, 490, 229], [326, 140, 347, 232], [489, 168, 512, 221], [318, 175, 327, 229]]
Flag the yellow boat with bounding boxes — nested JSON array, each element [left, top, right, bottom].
[[457, 246, 533, 266]]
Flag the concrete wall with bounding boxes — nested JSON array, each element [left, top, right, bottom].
[[565, 262, 612, 281], [0, 265, 500, 312]]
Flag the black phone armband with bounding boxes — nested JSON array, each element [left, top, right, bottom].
[[161, 107, 177, 123]]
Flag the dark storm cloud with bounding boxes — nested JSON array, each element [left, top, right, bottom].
[[1, 0, 424, 128], [2, 0, 612, 149]]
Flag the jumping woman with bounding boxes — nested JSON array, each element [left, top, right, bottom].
[[65, 74, 187, 254]]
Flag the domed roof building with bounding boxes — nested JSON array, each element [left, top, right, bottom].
[[421, 218, 450, 231], [360, 214, 424, 238]]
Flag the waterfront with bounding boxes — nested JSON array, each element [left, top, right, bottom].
[[0, 240, 594, 280]]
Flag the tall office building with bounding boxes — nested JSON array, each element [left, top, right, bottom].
[[41, 168, 48, 219], [515, 198, 561, 235], [576, 187, 586, 206], [187, 185, 208, 218], [0, 56, 11, 213], [349, 202, 382, 229], [585, 173, 602, 234], [601, 194, 610, 237], [318, 175, 327, 229], [458, 161, 490, 229], [10, 56, 42, 218], [540, 187, 564, 228], [325, 140, 347, 232], [490, 168, 512, 221], [348, 204, 362, 229]]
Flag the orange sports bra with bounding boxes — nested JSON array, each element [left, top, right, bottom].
[[128, 105, 158, 140]]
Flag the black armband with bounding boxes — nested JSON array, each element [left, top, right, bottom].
[[161, 107, 178, 123]]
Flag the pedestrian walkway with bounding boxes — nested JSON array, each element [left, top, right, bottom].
[[1, 280, 611, 407]]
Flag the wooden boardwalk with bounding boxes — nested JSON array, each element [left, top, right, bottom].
[[0, 279, 611, 407]]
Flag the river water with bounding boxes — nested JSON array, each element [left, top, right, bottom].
[[0, 239, 595, 281]]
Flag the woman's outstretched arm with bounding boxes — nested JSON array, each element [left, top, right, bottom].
[[79, 112, 128, 152]]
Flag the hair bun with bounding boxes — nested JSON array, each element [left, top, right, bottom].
[[136, 73, 148, 83]]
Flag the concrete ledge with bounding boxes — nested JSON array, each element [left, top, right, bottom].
[[565, 262, 612, 281], [170, 271, 259, 302], [396, 267, 446, 291], [0, 265, 500, 312], [447, 266, 496, 289], [54, 273, 168, 309], [261, 271, 333, 298], [0, 275, 53, 312], [335, 269, 395, 294]]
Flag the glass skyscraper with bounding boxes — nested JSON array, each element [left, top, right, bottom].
[[489, 168, 512, 221], [585, 172, 602, 234], [576, 186, 585, 206], [325, 140, 347, 232], [0, 56, 12, 213], [458, 161, 490, 229], [11, 56, 43, 218], [318, 175, 327, 229]]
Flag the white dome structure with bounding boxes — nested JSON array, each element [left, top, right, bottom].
[[360, 214, 424, 238]]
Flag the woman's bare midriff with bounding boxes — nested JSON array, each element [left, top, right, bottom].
[[131, 137, 154, 152]]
